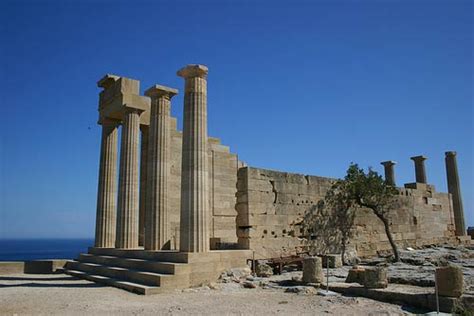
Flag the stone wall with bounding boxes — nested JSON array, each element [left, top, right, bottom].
[[236, 167, 458, 259], [156, 116, 243, 249]]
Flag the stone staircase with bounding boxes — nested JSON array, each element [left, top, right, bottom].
[[64, 248, 251, 294]]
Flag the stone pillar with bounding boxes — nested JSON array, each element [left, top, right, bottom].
[[177, 64, 210, 253], [380, 161, 397, 186], [138, 126, 149, 246], [410, 155, 428, 183], [144, 85, 178, 250], [445, 151, 466, 236], [303, 257, 323, 283], [95, 119, 119, 248], [116, 109, 142, 249]]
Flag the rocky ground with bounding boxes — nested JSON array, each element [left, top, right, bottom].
[[0, 273, 411, 315], [0, 245, 472, 315]]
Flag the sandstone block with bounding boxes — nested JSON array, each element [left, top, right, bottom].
[[436, 265, 463, 297], [363, 267, 388, 289], [303, 257, 323, 284], [321, 254, 342, 268], [346, 266, 365, 284]]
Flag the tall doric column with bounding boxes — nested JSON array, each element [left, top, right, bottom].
[[116, 109, 143, 249], [410, 155, 428, 184], [380, 161, 397, 186], [95, 118, 119, 248], [445, 151, 466, 236], [144, 85, 178, 250], [138, 126, 149, 246], [178, 64, 210, 253]]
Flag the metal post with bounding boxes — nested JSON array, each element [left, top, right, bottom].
[[252, 251, 256, 276], [435, 269, 439, 314], [326, 258, 329, 292]]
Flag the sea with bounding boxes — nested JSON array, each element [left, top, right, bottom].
[[0, 238, 94, 261]]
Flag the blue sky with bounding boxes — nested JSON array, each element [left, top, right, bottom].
[[1, 0, 472, 238]]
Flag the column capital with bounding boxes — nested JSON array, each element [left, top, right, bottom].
[[177, 64, 208, 79], [381, 160, 397, 167], [410, 155, 427, 162], [97, 74, 120, 89], [98, 117, 120, 126], [445, 151, 457, 157], [123, 106, 145, 115], [145, 85, 179, 100]]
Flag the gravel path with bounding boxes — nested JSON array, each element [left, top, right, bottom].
[[0, 274, 413, 315]]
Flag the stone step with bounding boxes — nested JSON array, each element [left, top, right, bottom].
[[88, 247, 189, 263], [64, 269, 163, 295], [78, 253, 190, 275], [65, 261, 188, 287]]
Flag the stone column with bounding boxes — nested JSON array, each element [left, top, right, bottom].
[[144, 85, 178, 250], [445, 151, 466, 236], [177, 64, 210, 253], [116, 109, 142, 249], [138, 126, 149, 246], [380, 161, 397, 186], [410, 155, 428, 183], [95, 119, 119, 248]]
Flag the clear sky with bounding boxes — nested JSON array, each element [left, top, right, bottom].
[[1, 0, 472, 239]]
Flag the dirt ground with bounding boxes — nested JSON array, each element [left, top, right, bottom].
[[0, 273, 417, 315]]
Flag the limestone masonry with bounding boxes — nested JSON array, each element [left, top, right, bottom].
[[66, 64, 469, 293]]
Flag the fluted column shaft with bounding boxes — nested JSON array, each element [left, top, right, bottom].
[[144, 86, 177, 250], [381, 161, 397, 186], [139, 126, 149, 246], [116, 109, 142, 249], [178, 65, 210, 253], [95, 120, 119, 248], [411, 155, 427, 184], [445, 151, 466, 236]]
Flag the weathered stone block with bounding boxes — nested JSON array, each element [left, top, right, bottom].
[[363, 267, 388, 289], [346, 266, 365, 284], [321, 254, 342, 268], [436, 265, 463, 297], [303, 257, 323, 284]]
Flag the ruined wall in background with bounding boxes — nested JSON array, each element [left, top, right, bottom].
[[161, 116, 243, 249], [236, 167, 458, 259]]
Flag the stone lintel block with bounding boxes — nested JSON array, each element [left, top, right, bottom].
[[209, 143, 230, 153], [99, 79, 150, 124], [208, 137, 221, 145], [144, 84, 178, 98], [97, 74, 120, 89]]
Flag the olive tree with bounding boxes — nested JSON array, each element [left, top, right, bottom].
[[341, 163, 400, 262]]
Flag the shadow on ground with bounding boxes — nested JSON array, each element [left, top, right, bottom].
[[0, 275, 105, 288]]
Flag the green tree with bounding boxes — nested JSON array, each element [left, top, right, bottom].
[[341, 163, 400, 262]]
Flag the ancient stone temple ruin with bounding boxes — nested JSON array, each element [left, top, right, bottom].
[[64, 64, 469, 294]]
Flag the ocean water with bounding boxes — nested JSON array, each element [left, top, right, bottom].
[[0, 238, 94, 261]]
